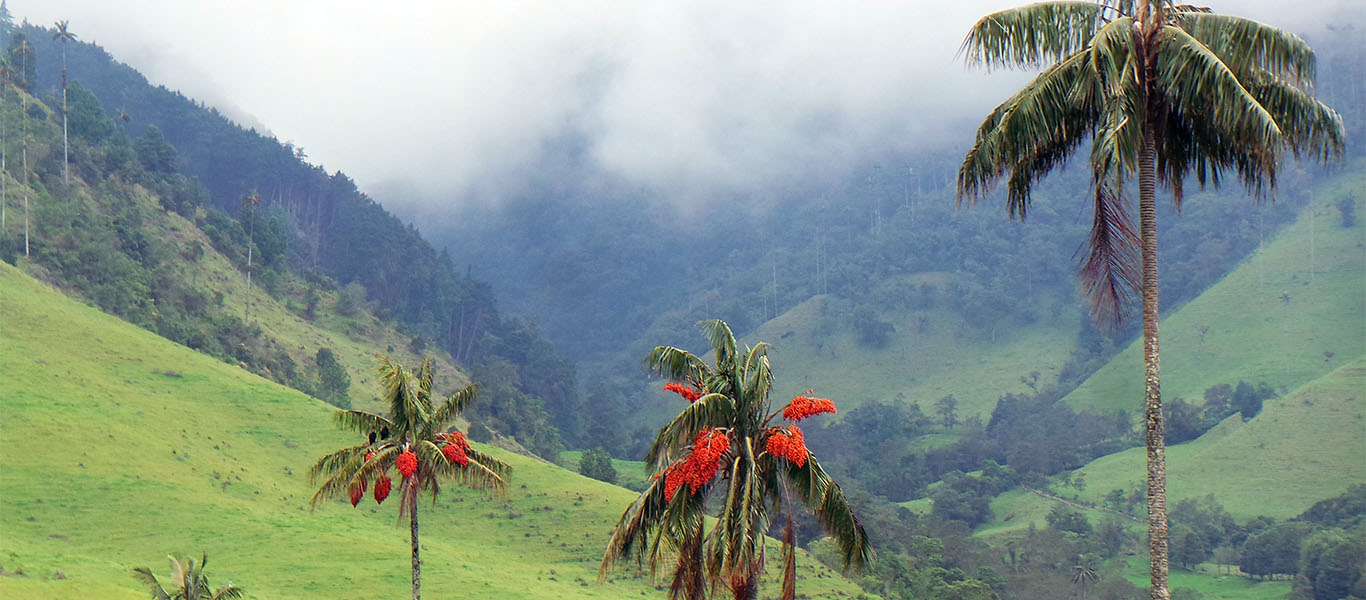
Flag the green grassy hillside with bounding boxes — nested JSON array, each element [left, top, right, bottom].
[[1071, 357, 1365, 520], [752, 293, 1077, 420], [0, 263, 868, 599], [1064, 169, 1366, 414]]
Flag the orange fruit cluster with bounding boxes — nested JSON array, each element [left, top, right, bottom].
[[664, 382, 702, 402], [397, 449, 418, 478], [764, 426, 808, 467], [782, 391, 837, 422], [374, 474, 392, 504], [662, 428, 731, 501]]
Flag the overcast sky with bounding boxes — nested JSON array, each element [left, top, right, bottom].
[[9, 0, 1357, 214]]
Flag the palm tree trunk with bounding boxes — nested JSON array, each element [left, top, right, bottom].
[[411, 499, 421, 600], [1139, 121, 1169, 600]]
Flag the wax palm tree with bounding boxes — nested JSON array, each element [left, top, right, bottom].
[[10, 37, 29, 256], [601, 319, 871, 600], [240, 192, 258, 323], [131, 554, 243, 600], [309, 356, 510, 600], [52, 19, 76, 184], [956, 2, 1343, 598]]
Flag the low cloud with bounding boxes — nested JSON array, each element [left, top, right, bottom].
[[14, 0, 1357, 215]]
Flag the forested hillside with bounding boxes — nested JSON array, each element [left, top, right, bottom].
[[8, 17, 583, 457]]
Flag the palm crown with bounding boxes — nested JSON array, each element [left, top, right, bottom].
[[957, 0, 1343, 322], [601, 319, 870, 599], [309, 356, 509, 515], [131, 554, 243, 600]]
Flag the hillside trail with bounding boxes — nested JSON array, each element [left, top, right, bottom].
[[1022, 486, 1141, 523]]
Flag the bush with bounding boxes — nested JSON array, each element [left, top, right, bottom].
[[578, 447, 618, 484]]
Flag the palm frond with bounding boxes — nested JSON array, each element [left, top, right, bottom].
[[211, 583, 246, 600], [1076, 181, 1140, 327], [644, 345, 711, 384], [1245, 71, 1344, 163], [961, 1, 1113, 70], [959, 50, 1100, 218], [432, 445, 512, 494], [698, 319, 738, 367], [429, 383, 479, 431], [783, 455, 872, 570], [309, 445, 398, 508], [667, 523, 707, 600], [1174, 12, 1316, 85], [1154, 25, 1283, 154], [131, 567, 173, 600], [739, 344, 774, 407], [644, 393, 736, 468], [331, 409, 392, 436]]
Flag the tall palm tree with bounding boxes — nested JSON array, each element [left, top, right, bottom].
[[309, 356, 510, 600], [10, 37, 29, 256], [131, 554, 244, 600], [240, 192, 259, 323], [600, 319, 871, 600], [956, 2, 1343, 599], [52, 19, 77, 184]]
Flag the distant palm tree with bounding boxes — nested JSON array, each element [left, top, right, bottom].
[[309, 356, 510, 600], [600, 319, 871, 600], [51, 20, 76, 184], [115, 105, 132, 127], [957, 2, 1342, 598], [10, 37, 30, 256], [240, 192, 258, 323], [1072, 554, 1099, 599], [131, 554, 243, 600]]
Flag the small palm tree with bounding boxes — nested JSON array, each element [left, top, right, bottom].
[[957, 3, 1343, 598], [131, 554, 243, 600], [52, 19, 77, 184], [601, 319, 871, 600], [309, 356, 510, 600]]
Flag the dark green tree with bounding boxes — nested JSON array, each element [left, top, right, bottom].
[[958, 3, 1343, 597], [315, 348, 351, 408], [578, 447, 618, 484], [1239, 522, 1311, 580], [135, 125, 177, 174], [1048, 505, 1094, 536]]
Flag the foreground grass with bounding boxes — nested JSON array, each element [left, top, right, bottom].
[[0, 263, 869, 599]]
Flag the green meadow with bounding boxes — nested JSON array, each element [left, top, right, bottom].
[[0, 263, 869, 599]]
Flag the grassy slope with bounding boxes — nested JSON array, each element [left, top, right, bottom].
[[0, 264, 869, 600], [753, 293, 1077, 420], [1064, 170, 1366, 414]]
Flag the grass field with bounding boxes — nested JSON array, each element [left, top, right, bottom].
[[1068, 357, 1366, 520], [753, 293, 1078, 421], [1117, 556, 1291, 600], [0, 263, 870, 599]]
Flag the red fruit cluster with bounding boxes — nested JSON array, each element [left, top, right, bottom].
[[397, 449, 418, 478], [782, 390, 837, 422], [765, 426, 808, 467], [374, 474, 392, 504], [442, 443, 469, 467], [664, 382, 702, 403], [662, 428, 731, 501], [349, 478, 367, 507], [364, 451, 375, 462]]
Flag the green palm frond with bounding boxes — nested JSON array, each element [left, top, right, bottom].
[[131, 567, 173, 600], [1174, 12, 1316, 84], [1245, 71, 1344, 162], [739, 343, 773, 404], [698, 319, 737, 367], [959, 49, 1099, 218], [783, 455, 872, 570], [429, 383, 479, 431], [210, 584, 245, 600], [1154, 25, 1283, 153], [307, 442, 370, 483], [331, 409, 392, 436], [644, 393, 736, 467], [644, 345, 711, 384], [961, 1, 1113, 70]]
